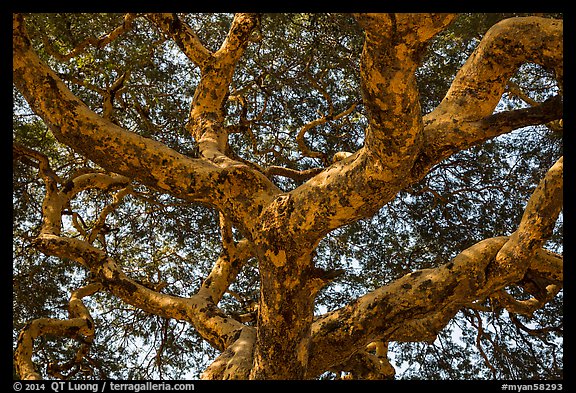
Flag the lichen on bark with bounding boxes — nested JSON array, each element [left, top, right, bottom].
[[13, 13, 563, 380]]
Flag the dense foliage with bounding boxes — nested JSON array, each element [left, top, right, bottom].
[[13, 13, 562, 379]]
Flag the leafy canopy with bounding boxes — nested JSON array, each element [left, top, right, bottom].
[[13, 13, 562, 379]]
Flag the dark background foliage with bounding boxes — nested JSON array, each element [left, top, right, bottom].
[[13, 13, 563, 379]]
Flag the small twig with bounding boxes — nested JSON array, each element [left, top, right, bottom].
[[41, 13, 138, 62], [102, 71, 130, 120], [472, 309, 498, 379], [87, 185, 133, 246], [509, 313, 562, 337], [296, 102, 358, 164]]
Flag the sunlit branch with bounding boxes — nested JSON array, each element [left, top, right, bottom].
[[63, 173, 131, 200], [218, 212, 234, 249], [15, 142, 133, 242], [215, 13, 260, 63], [11, 12, 276, 241], [416, 17, 563, 177], [201, 328, 256, 380], [429, 17, 562, 123], [145, 13, 212, 69], [14, 282, 102, 380], [14, 13, 240, 209], [332, 340, 395, 380], [307, 150, 562, 377], [309, 234, 563, 379], [421, 95, 563, 168], [19, 148, 247, 348], [197, 213, 255, 304], [188, 13, 261, 160], [296, 102, 358, 164], [33, 233, 247, 353], [487, 156, 563, 287], [492, 285, 562, 317], [14, 143, 67, 235], [354, 13, 455, 162]]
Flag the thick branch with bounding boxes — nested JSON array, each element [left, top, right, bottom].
[[492, 285, 561, 317], [146, 13, 213, 68], [420, 95, 563, 167], [420, 17, 563, 167], [281, 15, 563, 250], [354, 13, 456, 162], [307, 236, 506, 377], [308, 156, 562, 376], [268, 14, 456, 247], [33, 234, 246, 352], [307, 238, 562, 377], [13, 13, 280, 235], [201, 328, 256, 380], [307, 152, 562, 376], [486, 156, 563, 288], [198, 238, 254, 304], [188, 13, 261, 159], [13, 14, 217, 198], [20, 147, 253, 356], [430, 17, 562, 122]]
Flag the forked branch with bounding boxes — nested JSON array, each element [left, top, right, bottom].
[[41, 13, 137, 62], [307, 156, 563, 377], [14, 283, 102, 380]]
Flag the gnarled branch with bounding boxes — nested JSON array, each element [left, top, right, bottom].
[[145, 13, 212, 69], [14, 283, 102, 380], [307, 156, 562, 377], [13, 13, 281, 237]]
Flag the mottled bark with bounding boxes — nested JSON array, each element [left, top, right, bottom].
[[13, 13, 279, 238], [421, 17, 563, 168], [305, 156, 562, 378], [13, 13, 562, 380]]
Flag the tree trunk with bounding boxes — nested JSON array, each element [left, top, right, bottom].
[[248, 195, 323, 379], [12, 12, 563, 380], [250, 250, 316, 379]]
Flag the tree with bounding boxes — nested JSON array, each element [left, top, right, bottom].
[[12, 12, 563, 380]]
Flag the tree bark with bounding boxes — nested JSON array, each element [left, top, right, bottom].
[[13, 13, 563, 380]]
